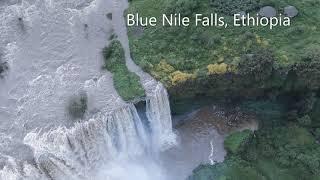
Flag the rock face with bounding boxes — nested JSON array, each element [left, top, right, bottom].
[[284, 5, 298, 17], [259, 6, 277, 17]]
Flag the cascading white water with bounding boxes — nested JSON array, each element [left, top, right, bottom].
[[146, 84, 177, 152], [0, 89, 175, 180], [0, 0, 176, 179], [22, 104, 150, 180]]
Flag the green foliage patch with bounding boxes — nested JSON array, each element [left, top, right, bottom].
[[103, 40, 145, 101], [224, 130, 253, 154], [189, 125, 320, 180], [210, 0, 260, 15]]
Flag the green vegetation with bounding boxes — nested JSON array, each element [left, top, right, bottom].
[[165, 0, 201, 16], [210, 0, 260, 15], [127, 0, 320, 179], [67, 91, 88, 119], [189, 100, 320, 180], [189, 157, 266, 180], [224, 130, 253, 154], [103, 40, 145, 101], [127, 0, 320, 113]]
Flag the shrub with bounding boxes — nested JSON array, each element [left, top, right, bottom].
[[294, 46, 320, 90], [300, 46, 320, 64], [103, 41, 125, 73], [238, 48, 275, 81], [68, 91, 88, 119], [207, 63, 228, 75], [224, 130, 253, 154], [170, 70, 195, 86]]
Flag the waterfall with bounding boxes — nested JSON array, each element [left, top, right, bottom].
[[146, 83, 177, 152], [0, 84, 175, 180], [23, 104, 147, 179]]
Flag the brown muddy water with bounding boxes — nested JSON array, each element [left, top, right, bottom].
[[160, 105, 258, 180]]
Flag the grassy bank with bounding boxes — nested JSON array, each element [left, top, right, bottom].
[[127, 0, 320, 112], [103, 40, 145, 101]]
